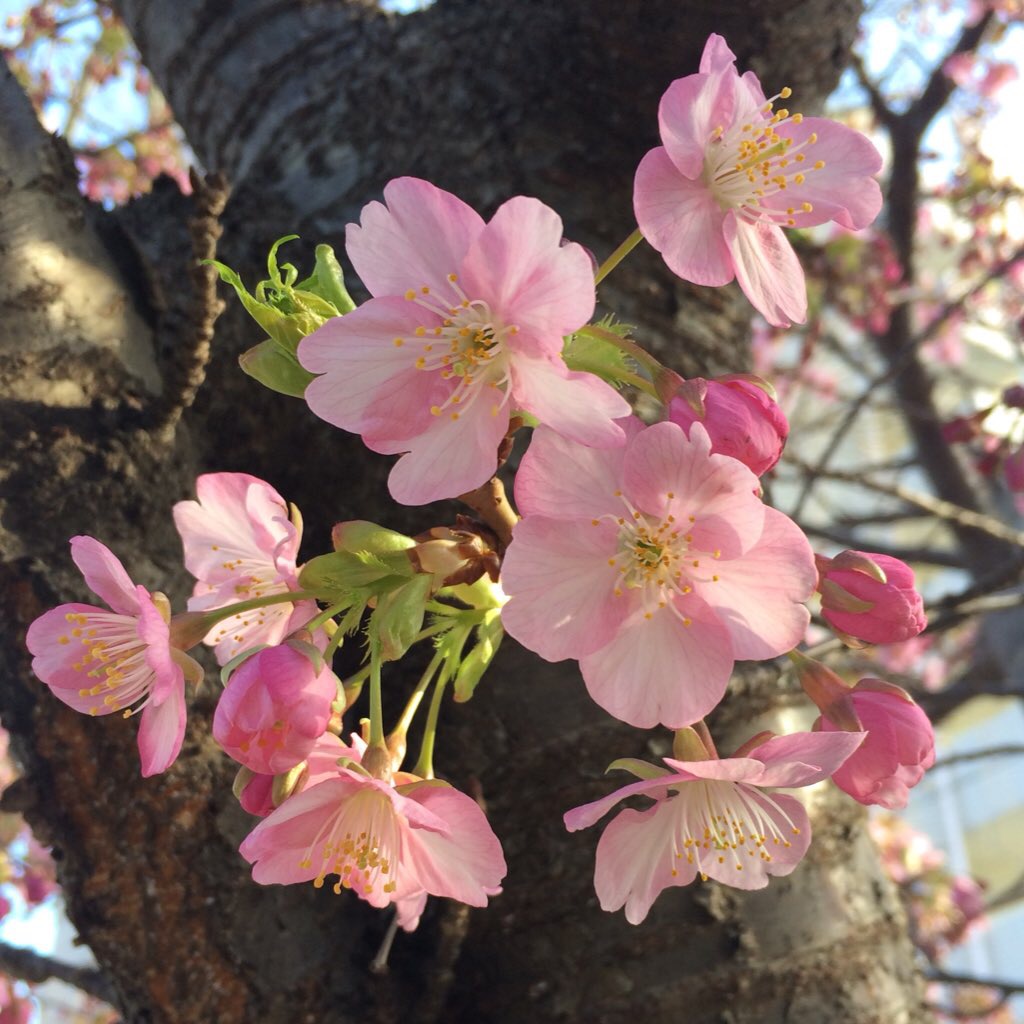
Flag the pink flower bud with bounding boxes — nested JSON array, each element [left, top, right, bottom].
[[816, 683, 935, 809], [214, 644, 337, 775], [668, 376, 788, 476], [818, 550, 926, 645]]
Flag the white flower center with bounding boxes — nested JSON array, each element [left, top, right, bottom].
[[398, 274, 516, 422], [703, 88, 825, 227], [666, 779, 801, 881], [62, 609, 155, 717], [598, 490, 723, 626], [300, 786, 402, 896]]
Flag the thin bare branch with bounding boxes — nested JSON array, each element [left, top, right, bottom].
[[0, 940, 115, 1004]]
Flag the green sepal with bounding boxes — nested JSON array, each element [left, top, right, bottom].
[[299, 549, 412, 597], [606, 757, 670, 780], [395, 778, 451, 796], [563, 320, 635, 388], [453, 609, 504, 703], [219, 644, 270, 687], [239, 338, 316, 398], [295, 244, 356, 314], [370, 574, 434, 662], [331, 520, 416, 556]]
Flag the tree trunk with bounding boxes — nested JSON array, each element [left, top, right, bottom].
[[0, 2, 929, 1021]]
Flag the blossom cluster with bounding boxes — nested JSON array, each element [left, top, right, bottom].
[[25, 34, 938, 936]]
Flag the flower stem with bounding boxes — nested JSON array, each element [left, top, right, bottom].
[[393, 648, 444, 738], [204, 589, 320, 623], [368, 652, 385, 748], [594, 227, 645, 285], [412, 666, 451, 780]]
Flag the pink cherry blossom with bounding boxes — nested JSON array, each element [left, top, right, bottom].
[[298, 177, 630, 505], [240, 762, 505, 915], [633, 33, 882, 326], [817, 550, 927, 645], [25, 536, 194, 777], [214, 643, 338, 775], [501, 420, 816, 728], [667, 375, 788, 476], [817, 684, 935, 810], [564, 730, 865, 923], [173, 472, 313, 664]]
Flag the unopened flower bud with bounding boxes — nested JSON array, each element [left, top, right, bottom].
[[817, 550, 926, 646], [668, 375, 788, 476], [816, 680, 935, 809]]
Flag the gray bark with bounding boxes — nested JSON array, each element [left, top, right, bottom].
[[0, 2, 929, 1022]]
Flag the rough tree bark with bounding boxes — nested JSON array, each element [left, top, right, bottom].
[[0, 2, 930, 1022]]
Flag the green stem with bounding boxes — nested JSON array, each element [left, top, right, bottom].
[[368, 653, 385, 748], [393, 649, 444, 738], [594, 227, 645, 285], [412, 667, 451, 780], [205, 589, 321, 623], [305, 602, 347, 633]]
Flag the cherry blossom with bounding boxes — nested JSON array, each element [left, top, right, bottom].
[[240, 758, 505, 916], [501, 420, 816, 728], [173, 472, 313, 664], [633, 33, 882, 325], [26, 537, 199, 777], [213, 643, 338, 775], [564, 730, 864, 923], [298, 176, 629, 505]]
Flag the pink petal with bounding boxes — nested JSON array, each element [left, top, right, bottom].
[[299, 297, 439, 434], [386, 394, 509, 505], [173, 473, 293, 585], [510, 356, 629, 449], [697, 506, 815, 660], [699, 34, 738, 74], [765, 118, 883, 230], [722, 214, 807, 327], [69, 536, 140, 615], [633, 147, 734, 286], [398, 784, 506, 906], [345, 177, 485, 298], [593, 802, 696, 924], [500, 517, 627, 662], [459, 196, 595, 358], [579, 598, 733, 729], [137, 588, 179, 704], [661, 756, 765, 783], [395, 891, 428, 932], [622, 423, 764, 557], [746, 730, 867, 788], [563, 773, 673, 832], [658, 69, 737, 181], [514, 423, 641, 520], [137, 679, 186, 777]]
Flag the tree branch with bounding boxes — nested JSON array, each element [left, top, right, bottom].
[[0, 940, 115, 1004]]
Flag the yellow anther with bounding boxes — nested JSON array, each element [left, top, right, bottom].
[[393, 337, 404, 347], [447, 273, 458, 282], [794, 173, 805, 185], [779, 86, 792, 98], [404, 289, 416, 300], [792, 112, 803, 124], [813, 160, 825, 169], [430, 405, 442, 416], [802, 201, 813, 213]]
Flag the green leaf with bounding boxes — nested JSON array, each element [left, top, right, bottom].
[[562, 329, 634, 385], [295, 245, 356, 314]]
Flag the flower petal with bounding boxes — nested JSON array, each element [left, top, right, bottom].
[[580, 597, 733, 729], [460, 196, 595, 358], [722, 213, 807, 327], [500, 517, 627, 662], [634, 147, 734, 286], [346, 177, 485, 298], [697, 505, 814, 660], [514, 423, 641, 520], [137, 679, 186, 777], [746, 730, 867, 788], [69, 536, 140, 615], [510, 355, 629, 449]]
